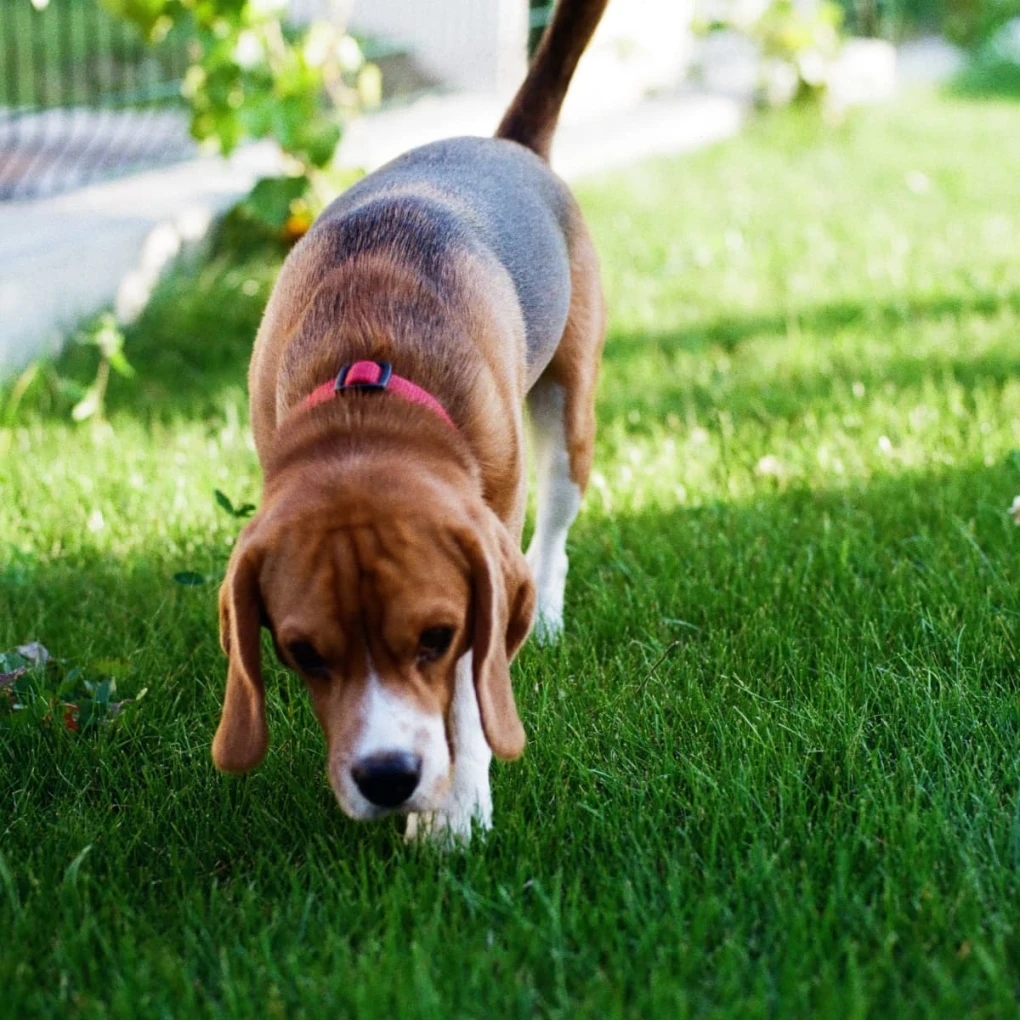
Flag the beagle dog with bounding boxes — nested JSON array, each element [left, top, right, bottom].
[[212, 0, 609, 841]]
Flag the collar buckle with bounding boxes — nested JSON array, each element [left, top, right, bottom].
[[335, 361, 393, 392]]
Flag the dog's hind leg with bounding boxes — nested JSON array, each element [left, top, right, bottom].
[[526, 380, 579, 644], [526, 226, 605, 645]]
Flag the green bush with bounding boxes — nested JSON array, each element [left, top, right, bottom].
[[697, 0, 846, 111], [953, 13, 1020, 93], [754, 0, 845, 106], [100, 0, 379, 232], [941, 0, 1019, 45], [830, 0, 1020, 46]]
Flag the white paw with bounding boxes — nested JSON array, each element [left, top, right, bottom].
[[405, 805, 490, 849], [406, 652, 494, 849], [526, 544, 568, 645], [531, 607, 564, 646]]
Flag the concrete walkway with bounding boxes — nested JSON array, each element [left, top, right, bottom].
[[0, 142, 281, 376], [0, 87, 747, 378]]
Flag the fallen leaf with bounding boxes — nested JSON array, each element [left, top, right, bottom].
[[63, 704, 80, 732]]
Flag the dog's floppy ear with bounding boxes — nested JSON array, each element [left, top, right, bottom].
[[461, 506, 536, 760], [212, 525, 267, 773]]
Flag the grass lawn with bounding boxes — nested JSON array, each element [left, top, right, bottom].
[[3, 89, 1020, 1016]]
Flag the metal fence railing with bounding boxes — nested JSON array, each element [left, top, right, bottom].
[[0, 0, 192, 200], [1, 0, 543, 202]]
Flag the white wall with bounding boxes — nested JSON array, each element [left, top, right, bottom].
[[337, 0, 692, 103], [564, 0, 695, 120], [347, 0, 528, 96]]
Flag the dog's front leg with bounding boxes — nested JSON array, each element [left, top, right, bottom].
[[406, 652, 492, 846]]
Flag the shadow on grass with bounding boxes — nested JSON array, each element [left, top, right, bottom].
[[606, 287, 1020, 361], [570, 457, 1020, 664], [600, 341, 1020, 432], [598, 292, 1020, 431], [1, 463, 1018, 1020]]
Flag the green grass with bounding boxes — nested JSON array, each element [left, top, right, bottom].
[[953, 54, 1020, 100], [4, 90, 1020, 1016]]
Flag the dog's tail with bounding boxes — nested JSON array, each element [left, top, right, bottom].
[[496, 0, 610, 161]]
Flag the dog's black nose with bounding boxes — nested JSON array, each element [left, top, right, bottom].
[[351, 752, 422, 808]]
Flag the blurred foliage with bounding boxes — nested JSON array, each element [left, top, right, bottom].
[[698, 0, 847, 110], [70, 314, 134, 423], [926, 0, 1020, 46], [755, 0, 845, 106], [832, 0, 1020, 45], [953, 14, 1020, 92], [699, 0, 1020, 118], [709, 0, 1020, 47], [99, 0, 380, 235]]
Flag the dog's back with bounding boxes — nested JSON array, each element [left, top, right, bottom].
[[312, 138, 574, 378]]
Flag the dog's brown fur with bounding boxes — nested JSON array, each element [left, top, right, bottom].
[[212, 0, 609, 801]]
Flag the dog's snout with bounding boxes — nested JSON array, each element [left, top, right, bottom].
[[351, 751, 422, 808]]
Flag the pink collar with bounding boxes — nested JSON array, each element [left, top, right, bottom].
[[301, 360, 456, 431]]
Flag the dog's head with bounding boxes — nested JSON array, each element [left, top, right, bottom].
[[210, 463, 534, 819]]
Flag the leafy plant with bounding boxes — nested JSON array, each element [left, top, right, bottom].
[[100, 0, 380, 233], [0, 312, 133, 424], [697, 0, 845, 110], [171, 571, 210, 586], [171, 488, 254, 585], [0, 361, 41, 426], [0, 643, 145, 732], [214, 488, 256, 519], [754, 0, 844, 107], [70, 313, 135, 422], [943, 0, 1020, 47]]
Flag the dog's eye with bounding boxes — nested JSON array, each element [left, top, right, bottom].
[[417, 626, 454, 663], [288, 641, 327, 677]]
